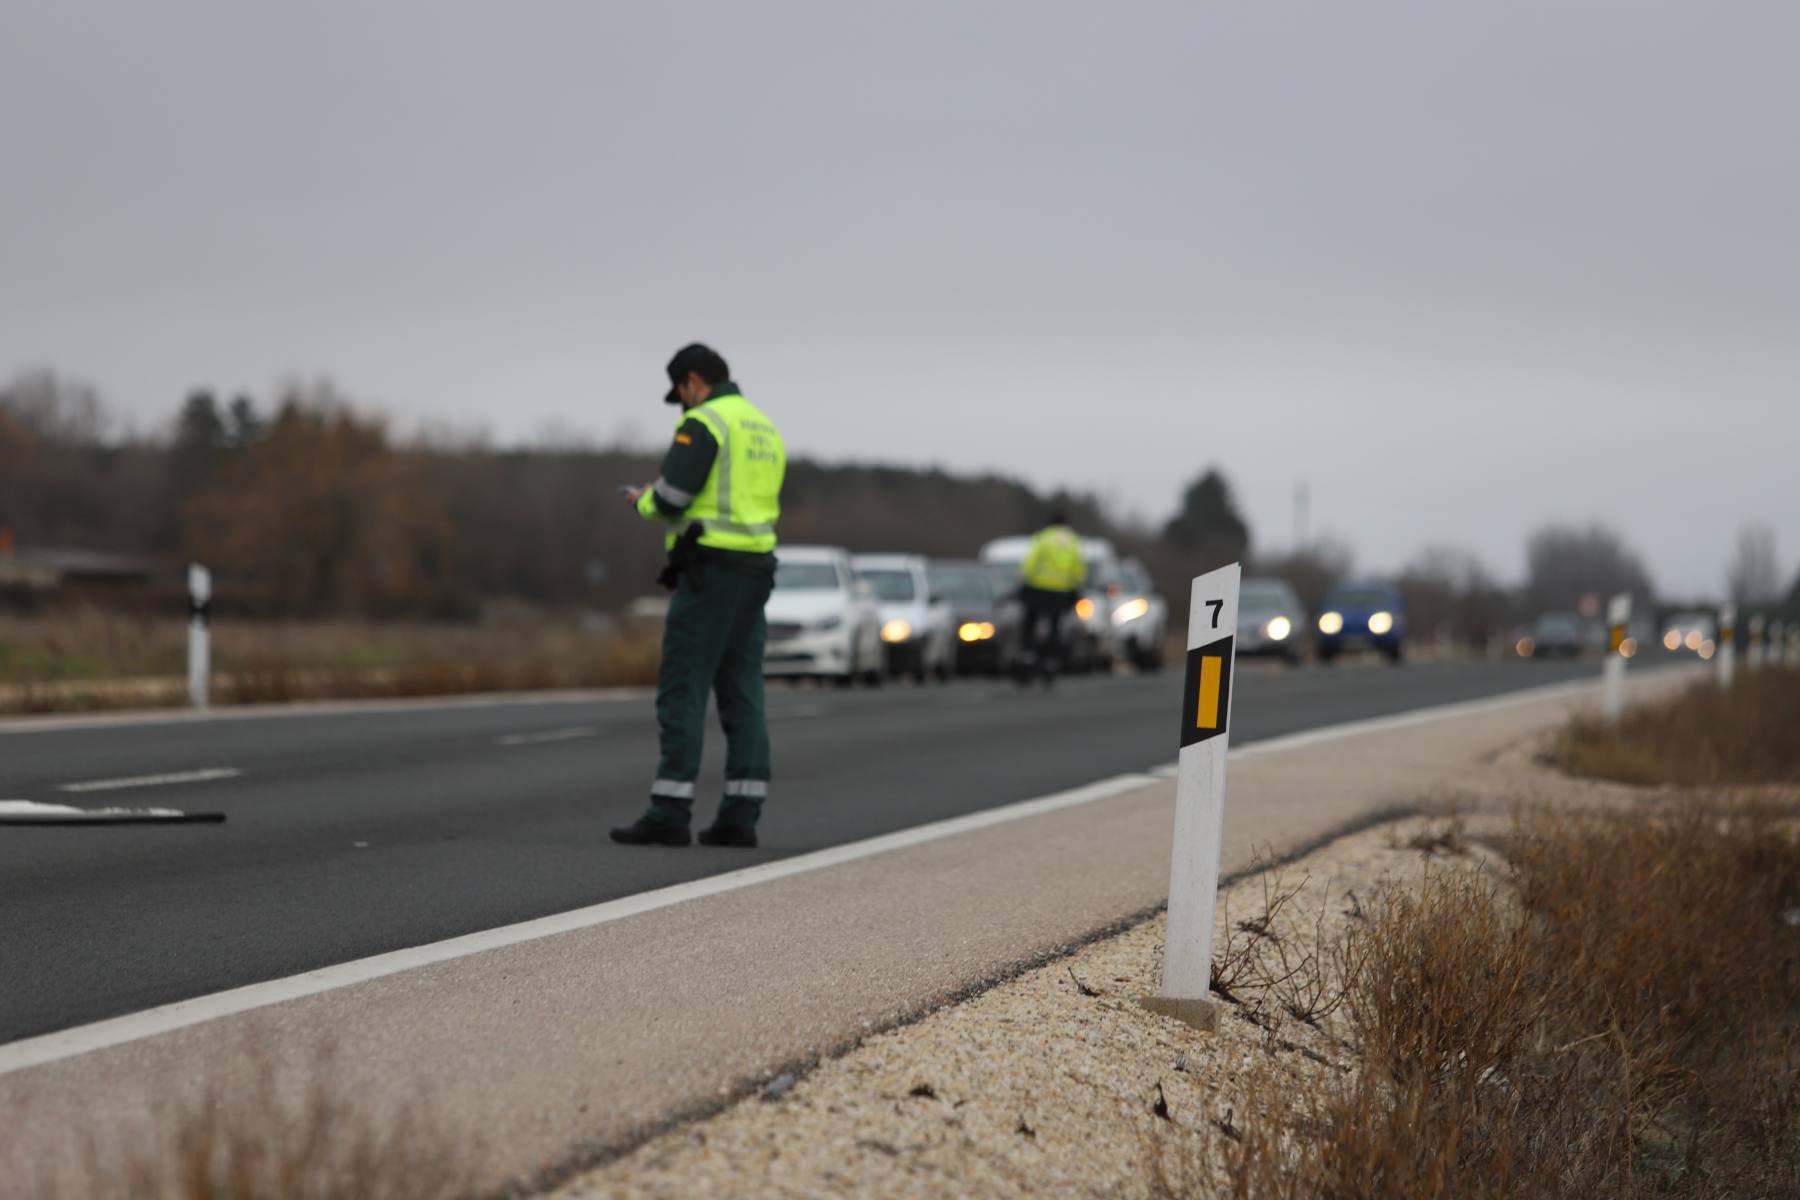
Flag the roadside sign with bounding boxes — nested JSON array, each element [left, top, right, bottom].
[[1144, 562, 1240, 1032], [188, 562, 212, 710], [1602, 592, 1630, 722], [1717, 602, 1736, 688]]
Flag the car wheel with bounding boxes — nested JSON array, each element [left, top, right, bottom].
[[1318, 646, 1338, 665], [1386, 643, 1405, 666], [1133, 638, 1164, 672]]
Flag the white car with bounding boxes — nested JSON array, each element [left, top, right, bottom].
[[979, 535, 1119, 672], [852, 553, 956, 682], [1237, 578, 1306, 666], [763, 546, 884, 685], [1105, 559, 1168, 670]]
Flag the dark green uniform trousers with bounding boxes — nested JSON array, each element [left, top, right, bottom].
[[647, 556, 775, 828]]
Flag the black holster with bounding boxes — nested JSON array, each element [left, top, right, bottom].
[[657, 524, 706, 593]]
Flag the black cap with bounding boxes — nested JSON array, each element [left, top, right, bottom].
[[664, 343, 730, 404]]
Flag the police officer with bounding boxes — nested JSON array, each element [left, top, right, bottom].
[[612, 344, 786, 848], [1016, 511, 1087, 686]]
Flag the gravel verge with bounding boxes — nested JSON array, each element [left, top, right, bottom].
[[550, 815, 1500, 1199]]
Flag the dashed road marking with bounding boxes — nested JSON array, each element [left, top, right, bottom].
[[58, 768, 241, 794], [495, 727, 599, 747]]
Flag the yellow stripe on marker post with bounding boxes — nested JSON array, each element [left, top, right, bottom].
[[1195, 655, 1223, 730], [1143, 561, 1240, 1034]]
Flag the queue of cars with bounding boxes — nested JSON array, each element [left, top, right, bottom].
[[759, 544, 1436, 684], [760, 538, 1170, 686]]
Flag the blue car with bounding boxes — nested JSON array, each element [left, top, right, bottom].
[[1315, 580, 1407, 665]]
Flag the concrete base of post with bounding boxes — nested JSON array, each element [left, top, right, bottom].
[[1139, 995, 1221, 1032]]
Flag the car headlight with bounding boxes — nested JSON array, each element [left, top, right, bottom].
[[1619, 637, 1638, 659], [1516, 637, 1535, 657], [881, 619, 912, 643], [1111, 597, 1150, 626], [1318, 611, 1344, 635], [958, 621, 995, 642], [1368, 611, 1394, 635], [1662, 630, 1681, 651], [1684, 630, 1702, 651], [1074, 597, 1096, 621], [1264, 616, 1291, 641], [809, 615, 843, 632]]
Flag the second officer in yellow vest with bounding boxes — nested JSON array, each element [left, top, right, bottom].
[[1016, 511, 1088, 687], [613, 343, 786, 848]]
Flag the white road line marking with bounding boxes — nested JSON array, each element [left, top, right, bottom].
[[57, 768, 241, 794], [0, 771, 1158, 1076], [0, 666, 1695, 1075], [494, 727, 599, 747], [0, 688, 653, 735], [1141, 667, 1692, 778]]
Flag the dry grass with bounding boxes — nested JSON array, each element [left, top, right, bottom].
[[1153, 797, 1800, 1199], [1555, 666, 1800, 786], [9, 1053, 480, 1200], [0, 608, 661, 713]]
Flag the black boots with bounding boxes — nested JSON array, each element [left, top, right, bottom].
[[697, 822, 758, 848], [608, 817, 692, 847]]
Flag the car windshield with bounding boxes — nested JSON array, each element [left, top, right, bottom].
[[1241, 585, 1292, 611], [1117, 564, 1150, 593], [1325, 589, 1392, 611], [856, 569, 916, 602], [929, 570, 992, 605], [1536, 614, 1580, 636], [775, 562, 841, 591]]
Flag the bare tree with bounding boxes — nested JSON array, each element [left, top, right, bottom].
[[0, 369, 109, 445], [1253, 536, 1356, 613], [1725, 524, 1780, 605], [1400, 545, 1513, 646], [1525, 522, 1654, 614]]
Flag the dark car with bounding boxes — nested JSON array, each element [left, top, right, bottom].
[[929, 561, 1021, 676], [1523, 612, 1584, 658], [1316, 580, 1407, 665]]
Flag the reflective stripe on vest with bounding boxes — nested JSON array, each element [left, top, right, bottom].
[[669, 394, 785, 553]]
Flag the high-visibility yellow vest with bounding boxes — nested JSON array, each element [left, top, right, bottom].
[[1022, 525, 1086, 592], [666, 394, 785, 553]]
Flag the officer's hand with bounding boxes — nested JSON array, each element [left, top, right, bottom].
[[625, 484, 650, 504]]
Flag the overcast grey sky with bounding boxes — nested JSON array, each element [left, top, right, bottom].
[[3, 1, 1794, 596]]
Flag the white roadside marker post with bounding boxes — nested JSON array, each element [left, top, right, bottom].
[[1746, 613, 1765, 673], [1142, 562, 1240, 1032], [187, 563, 212, 711], [1602, 592, 1630, 723], [1771, 621, 1787, 668], [1716, 602, 1735, 689]]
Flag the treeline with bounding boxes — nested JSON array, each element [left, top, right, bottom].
[[0, 371, 1140, 618], [5, 369, 1789, 630]]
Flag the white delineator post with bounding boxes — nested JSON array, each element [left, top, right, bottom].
[[1602, 592, 1630, 723], [1746, 613, 1765, 672], [1142, 561, 1240, 1032], [188, 563, 212, 710], [1716, 602, 1735, 689]]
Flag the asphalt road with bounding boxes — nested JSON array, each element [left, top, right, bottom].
[[0, 653, 1652, 1045]]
